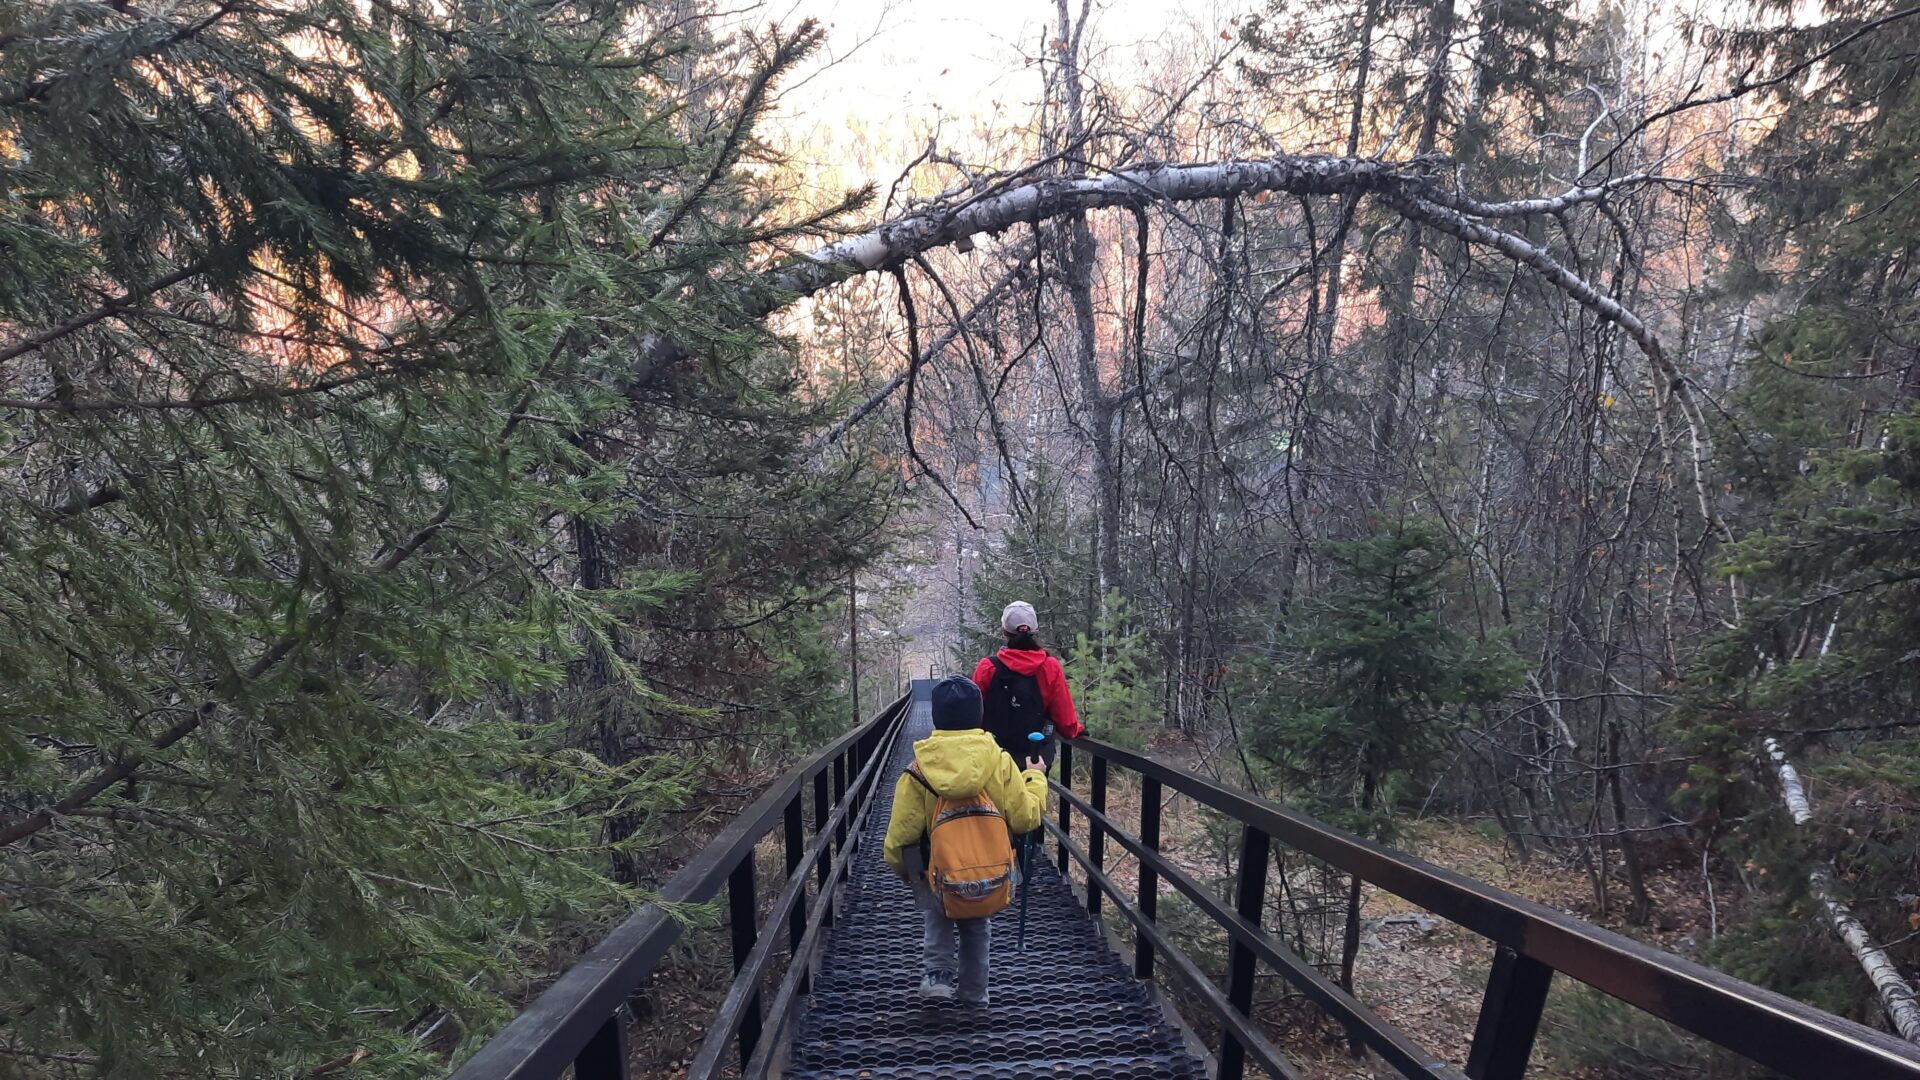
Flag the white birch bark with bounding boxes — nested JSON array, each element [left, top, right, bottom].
[[1528, 671, 1580, 750], [641, 155, 1449, 378], [773, 156, 1435, 299], [767, 157, 1688, 467], [1374, 188, 1727, 541], [1766, 737, 1815, 825], [1767, 739, 1920, 1042], [1808, 867, 1920, 1042]]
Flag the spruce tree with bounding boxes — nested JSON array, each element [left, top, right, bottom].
[[0, 1, 876, 1074], [1252, 519, 1519, 831], [1061, 592, 1155, 748], [1249, 518, 1519, 990]]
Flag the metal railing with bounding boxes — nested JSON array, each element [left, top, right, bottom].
[[1049, 736, 1920, 1080], [449, 692, 910, 1080]]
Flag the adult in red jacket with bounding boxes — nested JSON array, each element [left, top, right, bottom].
[[972, 601, 1083, 768]]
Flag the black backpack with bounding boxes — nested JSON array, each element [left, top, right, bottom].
[[983, 654, 1047, 758]]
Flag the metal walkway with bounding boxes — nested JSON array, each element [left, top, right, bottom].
[[785, 686, 1207, 1079], [455, 683, 1920, 1080]]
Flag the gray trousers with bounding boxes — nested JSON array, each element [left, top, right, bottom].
[[905, 847, 991, 1001]]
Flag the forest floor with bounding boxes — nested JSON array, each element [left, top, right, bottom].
[[1271, 816, 1723, 1079]]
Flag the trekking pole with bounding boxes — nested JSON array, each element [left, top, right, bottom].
[[1018, 730, 1046, 952]]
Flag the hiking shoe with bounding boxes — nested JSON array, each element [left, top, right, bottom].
[[919, 970, 956, 1000], [958, 989, 990, 1006]]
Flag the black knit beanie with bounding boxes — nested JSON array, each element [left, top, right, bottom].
[[930, 674, 982, 730]]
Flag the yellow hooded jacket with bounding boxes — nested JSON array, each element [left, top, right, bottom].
[[883, 728, 1047, 874]]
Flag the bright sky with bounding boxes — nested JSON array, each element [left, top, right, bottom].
[[759, 0, 1249, 191], [746, 0, 1754, 202]]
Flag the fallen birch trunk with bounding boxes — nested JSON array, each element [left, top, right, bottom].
[[749, 154, 1676, 461], [1766, 737, 1920, 1042], [644, 154, 1661, 373]]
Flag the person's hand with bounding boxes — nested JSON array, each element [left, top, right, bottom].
[[1024, 755, 1046, 773]]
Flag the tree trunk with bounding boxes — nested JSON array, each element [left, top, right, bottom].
[[1608, 720, 1653, 924], [1339, 762, 1378, 995], [1316, 0, 1378, 360], [848, 568, 861, 722], [573, 513, 642, 885], [1278, 0, 1378, 624], [1372, 0, 1454, 477], [1050, 0, 1124, 604], [1768, 739, 1920, 1042], [1339, 762, 1379, 1056]]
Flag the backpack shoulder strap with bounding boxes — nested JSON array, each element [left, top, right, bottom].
[[905, 763, 940, 798], [987, 653, 1010, 677]]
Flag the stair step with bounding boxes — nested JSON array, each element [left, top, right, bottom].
[[785, 1052, 1210, 1079], [794, 991, 1152, 1037], [796, 992, 1156, 1043], [820, 919, 1103, 947], [789, 1023, 1186, 1071], [801, 979, 1149, 1017], [811, 969, 1137, 997]]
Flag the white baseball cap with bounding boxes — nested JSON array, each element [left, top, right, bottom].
[[1001, 601, 1038, 635]]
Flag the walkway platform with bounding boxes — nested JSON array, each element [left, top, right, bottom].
[[784, 687, 1208, 1079]]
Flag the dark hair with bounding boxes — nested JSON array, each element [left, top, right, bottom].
[[1003, 629, 1044, 652]]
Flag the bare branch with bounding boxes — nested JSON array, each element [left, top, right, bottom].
[[1582, 5, 1920, 181], [814, 239, 1037, 448], [890, 266, 981, 530]]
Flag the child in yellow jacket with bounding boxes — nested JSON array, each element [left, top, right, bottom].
[[883, 674, 1048, 1004]]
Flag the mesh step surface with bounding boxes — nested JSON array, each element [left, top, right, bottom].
[[782, 684, 1209, 1080]]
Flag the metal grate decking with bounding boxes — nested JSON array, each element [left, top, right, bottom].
[[784, 688, 1209, 1079]]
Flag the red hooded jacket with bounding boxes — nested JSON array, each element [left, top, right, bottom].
[[971, 647, 1084, 739]]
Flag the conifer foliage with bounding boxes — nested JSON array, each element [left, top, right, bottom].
[[1251, 520, 1521, 842], [0, 1, 877, 1074], [1671, 0, 1920, 1027]]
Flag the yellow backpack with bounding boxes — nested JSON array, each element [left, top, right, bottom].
[[908, 764, 1017, 919]]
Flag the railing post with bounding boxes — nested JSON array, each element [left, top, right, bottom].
[[812, 768, 832, 925], [727, 858, 763, 1065], [1219, 824, 1271, 1080], [573, 1011, 630, 1080], [1465, 945, 1553, 1080], [1087, 753, 1107, 916], [832, 753, 849, 851], [853, 722, 874, 773], [1135, 774, 1161, 980], [784, 792, 809, 995], [1056, 741, 1074, 873]]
